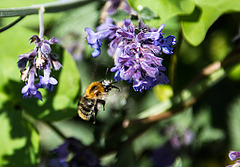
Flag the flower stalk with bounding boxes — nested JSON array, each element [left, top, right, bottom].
[[0, 0, 98, 18], [38, 6, 45, 39]]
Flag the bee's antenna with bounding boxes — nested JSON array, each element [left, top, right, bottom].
[[105, 67, 109, 78]]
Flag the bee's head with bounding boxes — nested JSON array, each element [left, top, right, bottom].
[[100, 80, 120, 92]]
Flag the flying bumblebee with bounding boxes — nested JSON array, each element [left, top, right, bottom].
[[77, 80, 120, 124]]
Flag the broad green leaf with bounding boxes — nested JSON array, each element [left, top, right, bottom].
[[128, 0, 195, 25], [0, 108, 39, 167], [181, 0, 240, 46]]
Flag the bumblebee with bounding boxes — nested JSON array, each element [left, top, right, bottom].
[[77, 80, 120, 124]]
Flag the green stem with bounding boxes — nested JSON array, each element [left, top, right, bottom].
[[0, 16, 25, 32], [0, 0, 98, 18], [45, 122, 67, 140]]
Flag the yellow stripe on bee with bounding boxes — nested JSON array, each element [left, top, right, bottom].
[[78, 109, 91, 121]]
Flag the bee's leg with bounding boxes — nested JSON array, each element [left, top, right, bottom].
[[97, 99, 105, 111], [92, 113, 96, 124], [92, 102, 99, 124]]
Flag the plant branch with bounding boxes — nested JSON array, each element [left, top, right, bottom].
[[0, 16, 25, 33], [45, 122, 67, 140], [0, 0, 98, 18]]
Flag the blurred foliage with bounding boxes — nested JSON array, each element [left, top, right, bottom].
[[1, 0, 240, 167]]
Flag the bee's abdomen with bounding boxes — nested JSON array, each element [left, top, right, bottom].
[[77, 96, 95, 120]]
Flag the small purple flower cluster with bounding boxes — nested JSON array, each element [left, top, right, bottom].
[[18, 35, 62, 100], [85, 18, 176, 92], [152, 127, 194, 167], [49, 138, 101, 167], [227, 151, 240, 167]]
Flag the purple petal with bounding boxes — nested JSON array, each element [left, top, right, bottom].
[[49, 77, 58, 85], [116, 28, 134, 39], [29, 35, 40, 43], [119, 66, 134, 80], [229, 151, 240, 161], [139, 60, 158, 78], [52, 60, 63, 70], [85, 27, 98, 44], [49, 37, 58, 44], [41, 43, 51, 55], [21, 84, 29, 94], [34, 91, 43, 101], [96, 17, 114, 31], [92, 48, 101, 57]]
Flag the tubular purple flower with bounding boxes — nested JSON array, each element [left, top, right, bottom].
[[39, 65, 58, 92], [229, 151, 240, 161], [21, 67, 42, 100], [90, 40, 102, 58], [85, 27, 112, 57], [143, 24, 165, 40], [96, 17, 114, 31], [155, 35, 177, 54]]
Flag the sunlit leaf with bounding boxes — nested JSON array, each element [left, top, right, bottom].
[[0, 108, 39, 167], [181, 0, 240, 46]]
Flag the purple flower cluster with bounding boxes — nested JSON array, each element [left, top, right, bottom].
[[227, 151, 240, 167], [18, 35, 62, 100], [85, 19, 176, 92], [49, 138, 102, 167]]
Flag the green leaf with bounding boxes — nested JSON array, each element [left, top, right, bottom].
[[181, 0, 240, 46], [138, 7, 159, 21], [0, 108, 39, 167], [128, 0, 195, 24], [110, 10, 130, 22]]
